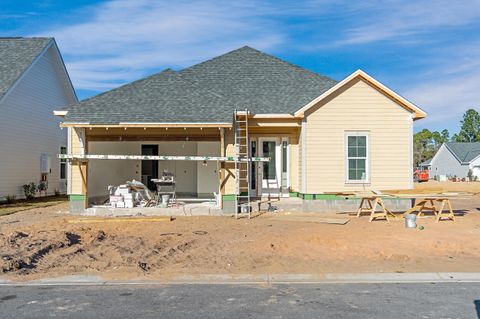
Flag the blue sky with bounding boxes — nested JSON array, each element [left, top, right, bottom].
[[1, 0, 479, 133]]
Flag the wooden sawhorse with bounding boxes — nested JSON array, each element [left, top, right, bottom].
[[356, 196, 395, 222], [403, 197, 455, 222]]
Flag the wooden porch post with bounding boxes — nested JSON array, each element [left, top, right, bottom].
[[219, 128, 225, 208]]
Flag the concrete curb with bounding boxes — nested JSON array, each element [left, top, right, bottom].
[[2, 273, 480, 286]]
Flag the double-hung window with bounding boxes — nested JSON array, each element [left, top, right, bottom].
[[346, 133, 369, 182]]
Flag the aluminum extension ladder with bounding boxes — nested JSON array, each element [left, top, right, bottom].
[[234, 109, 251, 219]]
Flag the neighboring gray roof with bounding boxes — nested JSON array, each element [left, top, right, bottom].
[[0, 37, 51, 101], [444, 142, 480, 163], [64, 46, 338, 124], [64, 69, 236, 124]]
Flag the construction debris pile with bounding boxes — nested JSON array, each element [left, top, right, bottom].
[[108, 180, 155, 208]]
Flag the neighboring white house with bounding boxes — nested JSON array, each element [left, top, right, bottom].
[[424, 142, 480, 179], [0, 37, 77, 200]]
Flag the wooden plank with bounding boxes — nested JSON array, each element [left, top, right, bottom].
[[68, 216, 173, 223], [268, 215, 350, 225], [88, 135, 220, 142], [59, 154, 270, 162]]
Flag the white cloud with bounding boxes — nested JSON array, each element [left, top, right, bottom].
[[401, 40, 480, 132], [36, 0, 290, 91], [406, 73, 479, 127], [30, 0, 479, 132], [337, 0, 480, 45]]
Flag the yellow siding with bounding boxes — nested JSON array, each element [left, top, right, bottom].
[[223, 129, 236, 194], [70, 128, 87, 195], [304, 78, 413, 192], [289, 133, 300, 192]]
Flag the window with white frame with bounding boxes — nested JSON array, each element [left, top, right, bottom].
[[60, 146, 67, 180], [346, 134, 368, 182]]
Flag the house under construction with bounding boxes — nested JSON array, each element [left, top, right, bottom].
[[55, 46, 426, 215]]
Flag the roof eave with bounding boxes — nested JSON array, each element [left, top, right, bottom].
[[60, 122, 233, 128], [53, 110, 68, 117]]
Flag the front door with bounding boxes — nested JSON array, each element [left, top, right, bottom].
[[141, 145, 158, 191], [258, 138, 281, 197]]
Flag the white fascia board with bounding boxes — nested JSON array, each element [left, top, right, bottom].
[[54, 110, 68, 116], [252, 114, 298, 119], [118, 122, 231, 126], [61, 122, 90, 125], [294, 69, 428, 119], [50, 39, 78, 102]]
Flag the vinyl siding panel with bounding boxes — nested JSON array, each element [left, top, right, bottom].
[[223, 129, 237, 194], [430, 144, 470, 178], [304, 78, 413, 192], [0, 45, 76, 198], [70, 128, 86, 195], [289, 133, 299, 192], [471, 157, 480, 179]]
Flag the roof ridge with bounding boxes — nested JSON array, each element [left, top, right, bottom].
[[67, 68, 176, 108], [181, 45, 337, 83], [66, 68, 237, 111], [243, 46, 337, 83], [179, 46, 252, 73]]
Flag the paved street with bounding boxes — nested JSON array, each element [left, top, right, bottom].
[[1, 283, 479, 318]]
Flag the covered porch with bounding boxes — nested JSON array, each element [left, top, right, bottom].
[[66, 125, 230, 214], [63, 117, 301, 216]]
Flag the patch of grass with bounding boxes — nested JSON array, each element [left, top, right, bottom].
[[0, 195, 68, 217]]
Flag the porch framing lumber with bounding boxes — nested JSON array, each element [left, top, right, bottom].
[[59, 154, 270, 162]]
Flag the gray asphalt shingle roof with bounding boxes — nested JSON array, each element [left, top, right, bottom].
[[64, 69, 236, 124], [444, 142, 480, 163], [180, 46, 337, 115], [0, 37, 51, 101], [64, 46, 338, 124]]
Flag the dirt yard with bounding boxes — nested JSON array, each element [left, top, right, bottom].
[[1, 181, 480, 281]]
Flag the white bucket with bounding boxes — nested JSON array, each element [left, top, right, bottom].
[[405, 214, 417, 228], [161, 194, 170, 207]]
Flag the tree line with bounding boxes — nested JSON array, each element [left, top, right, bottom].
[[414, 108, 480, 166]]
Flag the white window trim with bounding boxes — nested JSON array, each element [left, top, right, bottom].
[[281, 137, 290, 191], [60, 146, 67, 180], [345, 131, 370, 184]]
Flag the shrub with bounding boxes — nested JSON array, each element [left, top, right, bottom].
[[5, 194, 16, 204], [467, 169, 473, 181], [22, 182, 37, 199]]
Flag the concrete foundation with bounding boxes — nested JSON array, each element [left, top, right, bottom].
[[82, 201, 223, 217], [253, 197, 413, 213], [69, 197, 86, 214]]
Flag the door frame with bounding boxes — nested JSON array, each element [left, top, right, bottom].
[[249, 138, 258, 197], [258, 137, 282, 197]]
